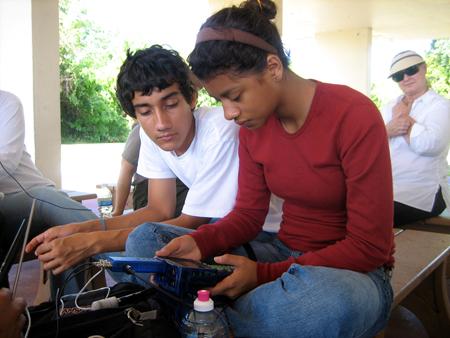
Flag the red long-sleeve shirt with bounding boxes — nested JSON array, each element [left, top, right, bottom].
[[191, 82, 395, 285]]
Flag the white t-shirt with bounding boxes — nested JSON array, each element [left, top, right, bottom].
[[381, 89, 450, 211], [137, 106, 283, 230], [0, 90, 54, 194], [138, 106, 239, 218]]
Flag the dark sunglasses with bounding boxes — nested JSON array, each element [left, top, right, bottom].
[[392, 64, 422, 82]]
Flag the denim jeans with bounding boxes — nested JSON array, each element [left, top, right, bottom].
[[0, 186, 97, 298], [121, 222, 393, 338]]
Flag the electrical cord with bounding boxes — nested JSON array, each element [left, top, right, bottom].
[[58, 262, 95, 298], [74, 267, 106, 310], [0, 159, 91, 211], [24, 306, 31, 338]]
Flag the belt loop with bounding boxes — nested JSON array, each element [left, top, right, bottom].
[[383, 265, 393, 280]]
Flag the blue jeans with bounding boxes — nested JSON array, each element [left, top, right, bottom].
[[0, 186, 97, 298], [122, 222, 393, 338]]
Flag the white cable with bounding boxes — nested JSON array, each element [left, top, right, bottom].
[[59, 297, 66, 314], [91, 296, 119, 310], [24, 306, 31, 338], [74, 267, 105, 310]]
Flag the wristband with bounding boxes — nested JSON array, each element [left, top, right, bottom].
[[99, 217, 107, 231]]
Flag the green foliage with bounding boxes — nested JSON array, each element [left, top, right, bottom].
[[196, 88, 221, 108], [59, 0, 129, 143], [425, 39, 450, 98], [369, 83, 383, 110]]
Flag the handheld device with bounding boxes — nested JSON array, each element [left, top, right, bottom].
[[106, 256, 234, 298]]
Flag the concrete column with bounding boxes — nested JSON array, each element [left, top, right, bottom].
[[32, 0, 61, 187], [313, 28, 372, 95], [0, 0, 61, 187]]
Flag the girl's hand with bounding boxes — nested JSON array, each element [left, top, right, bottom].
[[208, 254, 258, 299], [155, 235, 201, 261]]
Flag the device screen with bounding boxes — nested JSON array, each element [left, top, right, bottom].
[[205, 263, 234, 271], [163, 256, 234, 273], [163, 257, 210, 269]]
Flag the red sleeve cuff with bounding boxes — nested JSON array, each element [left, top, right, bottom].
[[256, 258, 296, 285]]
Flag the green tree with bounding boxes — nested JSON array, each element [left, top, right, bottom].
[[196, 88, 221, 108], [425, 39, 450, 98], [60, 0, 129, 143], [369, 83, 383, 110]]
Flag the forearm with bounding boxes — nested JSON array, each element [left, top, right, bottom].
[[163, 214, 211, 229], [102, 206, 170, 231], [91, 228, 134, 254], [112, 160, 135, 216], [112, 183, 131, 215]]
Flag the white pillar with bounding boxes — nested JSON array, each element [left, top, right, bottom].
[[32, 0, 61, 187], [314, 28, 372, 95], [0, 0, 61, 187]]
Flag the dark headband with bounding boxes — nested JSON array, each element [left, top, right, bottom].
[[196, 27, 278, 54]]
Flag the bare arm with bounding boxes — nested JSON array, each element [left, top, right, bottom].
[[26, 178, 177, 253], [28, 177, 209, 272], [111, 158, 136, 216]]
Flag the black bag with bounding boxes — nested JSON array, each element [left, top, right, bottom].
[[28, 282, 181, 338]]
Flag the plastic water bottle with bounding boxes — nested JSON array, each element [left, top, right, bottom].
[[180, 290, 228, 338], [96, 184, 113, 218]]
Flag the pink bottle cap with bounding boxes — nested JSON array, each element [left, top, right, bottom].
[[197, 290, 210, 302]]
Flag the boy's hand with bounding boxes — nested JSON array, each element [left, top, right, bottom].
[[26, 223, 80, 254], [34, 232, 96, 274], [208, 254, 258, 299]]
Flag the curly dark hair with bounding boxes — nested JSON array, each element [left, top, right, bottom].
[[116, 45, 195, 118], [188, 0, 290, 81]]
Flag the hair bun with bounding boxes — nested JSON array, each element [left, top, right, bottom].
[[240, 0, 277, 20]]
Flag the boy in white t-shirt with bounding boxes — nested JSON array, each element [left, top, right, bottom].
[[26, 45, 281, 276]]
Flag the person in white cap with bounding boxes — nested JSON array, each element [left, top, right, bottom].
[[381, 50, 450, 226]]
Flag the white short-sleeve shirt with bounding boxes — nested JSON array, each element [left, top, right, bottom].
[[137, 106, 240, 218]]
